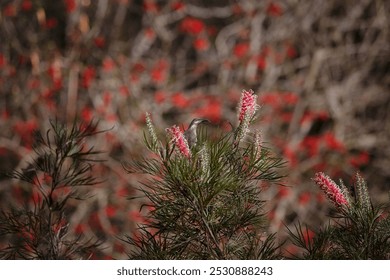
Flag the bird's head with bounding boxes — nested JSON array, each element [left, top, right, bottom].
[[189, 118, 210, 128]]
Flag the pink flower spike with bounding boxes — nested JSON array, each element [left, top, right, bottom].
[[238, 89, 258, 122], [166, 125, 191, 158], [313, 172, 349, 209]]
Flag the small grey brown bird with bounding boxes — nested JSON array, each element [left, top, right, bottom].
[[183, 118, 210, 148]]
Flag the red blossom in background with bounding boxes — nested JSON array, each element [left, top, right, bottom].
[[151, 59, 169, 84], [286, 44, 297, 58], [277, 186, 290, 198], [44, 18, 58, 29], [257, 55, 267, 70], [132, 62, 146, 73], [313, 172, 349, 209], [143, 0, 158, 13], [283, 92, 299, 105], [75, 224, 86, 234], [13, 119, 38, 148], [279, 112, 293, 122], [259, 92, 281, 110], [349, 151, 370, 168], [81, 66, 96, 88], [27, 78, 40, 90], [154, 90, 166, 104], [145, 27, 155, 38], [194, 97, 222, 122], [129, 210, 145, 223], [193, 38, 209, 51], [323, 132, 345, 152], [105, 205, 117, 218], [171, 92, 189, 109], [298, 192, 312, 206], [3, 4, 16, 17], [233, 42, 249, 58], [171, 1, 185, 11], [283, 145, 298, 167], [103, 57, 115, 72], [94, 36, 106, 48], [64, 0, 77, 13], [166, 125, 191, 158], [0, 53, 6, 68], [266, 2, 283, 17], [81, 107, 94, 122], [300, 136, 321, 157], [180, 17, 205, 35], [119, 85, 130, 97], [48, 61, 63, 90], [21, 0, 33, 11], [1, 110, 9, 120]]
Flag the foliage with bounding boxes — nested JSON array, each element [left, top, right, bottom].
[[0, 120, 104, 259], [0, 0, 389, 259], [122, 90, 285, 259], [287, 173, 390, 259]]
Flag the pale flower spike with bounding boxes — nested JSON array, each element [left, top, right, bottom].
[[254, 129, 263, 160], [145, 112, 159, 150], [338, 178, 352, 206], [355, 172, 371, 213], [200, 144, 210, 178]]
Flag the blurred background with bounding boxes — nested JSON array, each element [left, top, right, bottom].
[[0, 0, 389, 259]]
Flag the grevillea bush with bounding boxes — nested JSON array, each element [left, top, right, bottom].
[[288, 172, 390, 259], [121, 89, 285, 259], [0, 120, 104, 259], [1, 90, 390, 259]]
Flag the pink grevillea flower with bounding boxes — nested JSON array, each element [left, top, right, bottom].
[[313, 172, 349, 209], [166, 125, 191, 158], [235, 89, 258, 144], [238, 89, 258, 122]]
